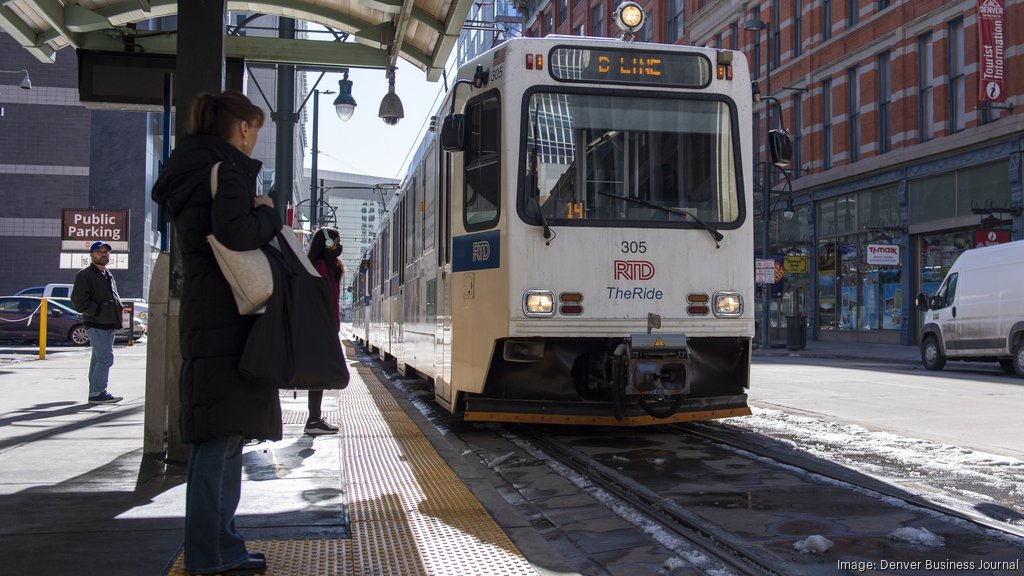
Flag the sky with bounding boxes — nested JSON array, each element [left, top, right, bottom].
[[302, 57, 452, 182]]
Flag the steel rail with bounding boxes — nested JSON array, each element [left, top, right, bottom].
[[515, 427, 787, 576], [671, 422, 1024, 541]]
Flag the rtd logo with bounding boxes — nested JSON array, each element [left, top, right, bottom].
[[613, 260, 655, 280], [868, 245, 898, 255], [472, 241, 491, 262]]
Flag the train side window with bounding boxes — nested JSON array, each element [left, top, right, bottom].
[[464, 92, 501, 231], [423, 154, 434, 253]]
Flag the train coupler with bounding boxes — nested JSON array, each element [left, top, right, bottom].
[[612, 333, 691, 420]]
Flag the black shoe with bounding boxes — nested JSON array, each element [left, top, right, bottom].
[[189, 556, 266, 575], [221, 557, 267, 575], [88, 391, 123, 404], [304, 418, 339, 435]]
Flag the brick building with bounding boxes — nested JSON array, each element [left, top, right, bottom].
[[521, 0, 1022, 345]]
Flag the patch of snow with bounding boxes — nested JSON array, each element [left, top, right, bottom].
[[487, 451, 516, 468], [728, 407, 1024, 533], [793, 534, 833, 554], [887, 526, 945, 548]]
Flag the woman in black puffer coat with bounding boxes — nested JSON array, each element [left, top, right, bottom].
[[151, 90, 279, 576]]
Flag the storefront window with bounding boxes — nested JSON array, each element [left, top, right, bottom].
[[817, 196, 856, 236], [908, 173, 955, 222], [957, 162, 1010, 215], [918, 231, 971, 297], [859, 232, 902, 330], [817, 186, 903, 332], [909, 161, 1010, 225], [817, 240, 837, 329], [858, 185, 899, 228], [837, 237, 858, 329]]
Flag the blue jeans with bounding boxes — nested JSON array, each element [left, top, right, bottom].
[[184, 435, 251, 573], [85, 327, 115, 397]]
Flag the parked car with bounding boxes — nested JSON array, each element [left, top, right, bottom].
[[0, 296, 88, 345], [46, 297, 145, 342], [15, 284, 74, 298]]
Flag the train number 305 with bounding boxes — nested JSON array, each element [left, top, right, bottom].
[[621, 241, 648, 254]]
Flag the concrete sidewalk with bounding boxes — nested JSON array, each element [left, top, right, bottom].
[[0, 341, 348, 575], [753, 339, 922, 364]]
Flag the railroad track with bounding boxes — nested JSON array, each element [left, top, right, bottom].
[[512, 426, 783, 576], [507, 423, 1024, 576], [671, 421, 1024, 541]]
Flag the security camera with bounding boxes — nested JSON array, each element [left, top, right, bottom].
[[378, 78, 404, 126]]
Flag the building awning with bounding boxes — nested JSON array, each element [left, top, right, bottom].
[[0, 0, 473, 81]]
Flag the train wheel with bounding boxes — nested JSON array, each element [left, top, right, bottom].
[[920, 335, 945, 371]]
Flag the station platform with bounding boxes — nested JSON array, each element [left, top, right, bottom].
[[0, 341, 563, 576]]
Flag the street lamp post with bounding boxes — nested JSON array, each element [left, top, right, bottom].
[[0, 69, 32, 117], [308, 70, 358, 231], [745, 17, 772, 347], [310, 87, 333, 229], [0, 69, 32, 90]]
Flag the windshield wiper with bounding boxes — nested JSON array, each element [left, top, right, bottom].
[[526, 113, 554, 244], [596, 190, 724, 248]]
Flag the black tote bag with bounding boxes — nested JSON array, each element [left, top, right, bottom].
[[240, 231, 350, 390]]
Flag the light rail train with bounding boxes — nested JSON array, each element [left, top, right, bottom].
[[353, 5, 766, 425]]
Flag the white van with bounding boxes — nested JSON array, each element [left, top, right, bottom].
[[916, 240, 1024, 376]]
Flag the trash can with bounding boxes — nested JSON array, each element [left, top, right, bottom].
[[786, 315, 806, 351]]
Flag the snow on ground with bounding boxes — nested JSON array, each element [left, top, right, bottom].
[[730, 407, 1024, 526]]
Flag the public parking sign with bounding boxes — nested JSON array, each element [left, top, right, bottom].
[[61, 209, 130, 251]]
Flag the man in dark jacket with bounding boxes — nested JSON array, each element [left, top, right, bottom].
[[71, 241, 124, 404]]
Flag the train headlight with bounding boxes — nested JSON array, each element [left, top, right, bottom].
[[523, 290, 555, 317], [614, 1, 646, 35], [713, 292, 743, 317]]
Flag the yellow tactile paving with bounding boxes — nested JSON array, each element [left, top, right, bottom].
[[166, 540, 351, 575], [166, 344, 536, 575]]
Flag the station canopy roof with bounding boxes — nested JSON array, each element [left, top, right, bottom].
[[0, 0, 475, 81]]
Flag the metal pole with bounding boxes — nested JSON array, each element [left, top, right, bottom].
[[760, 23, 772, 348], [273, 17, 296, 225], [310, 89, 319, 231]]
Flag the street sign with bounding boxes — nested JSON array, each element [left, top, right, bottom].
[[755, 258, 776, 283], [784, 256, 808, 273]]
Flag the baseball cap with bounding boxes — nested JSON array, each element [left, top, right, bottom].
[[90, 241, 113, 252]]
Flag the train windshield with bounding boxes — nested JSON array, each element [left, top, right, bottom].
[[521, 91, 741, 227]]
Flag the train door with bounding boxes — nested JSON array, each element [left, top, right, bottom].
[[435, 143, 453, 405], [394, 196, 407, 368], [380, 222, 391, 359]]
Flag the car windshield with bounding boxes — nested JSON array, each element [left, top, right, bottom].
[[521, 91, 741, 227], [45, 299, 78, 314]]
